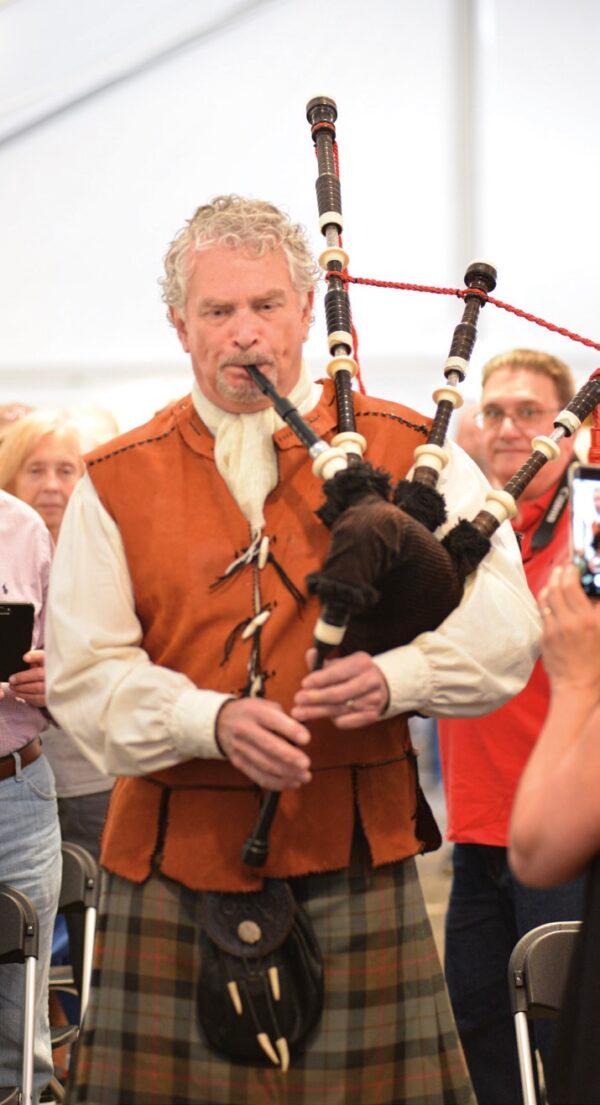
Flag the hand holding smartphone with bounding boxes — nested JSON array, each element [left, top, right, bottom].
[[0, 602, 35, 682], [569, 463, 600, 598]]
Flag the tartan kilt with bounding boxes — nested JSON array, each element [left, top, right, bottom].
[[68, 858, 474, 1105]]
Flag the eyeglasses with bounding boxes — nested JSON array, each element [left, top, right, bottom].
[[474, 405, 559, 432]]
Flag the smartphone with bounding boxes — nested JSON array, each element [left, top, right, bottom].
[[0, 602, 35, 681], [569, 463, 600, 599]]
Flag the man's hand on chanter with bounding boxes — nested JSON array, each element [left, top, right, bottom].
[[216, 697, 312, 790], [6, 649, 46, 708], [292, 650, 390, 729]]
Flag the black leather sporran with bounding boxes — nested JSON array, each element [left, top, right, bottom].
[[196, 879, 324, 1069]]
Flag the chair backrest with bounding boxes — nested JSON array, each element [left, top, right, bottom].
[[0, 886, 38, 1105], [508, 921, 581, 1020], [59, 843, 99, 914], [0, 884, 39, 963]]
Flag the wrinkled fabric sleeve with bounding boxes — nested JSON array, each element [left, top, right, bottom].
[[374, 442, 541, 717], [46, 473, 229, 776]]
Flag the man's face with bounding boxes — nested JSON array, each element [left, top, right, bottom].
[[170, 244, 313, 413], [480, 367, 572, 498]]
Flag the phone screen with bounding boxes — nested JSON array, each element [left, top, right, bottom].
[[570, 464, 600, 598], [0, 602, 35, 681]]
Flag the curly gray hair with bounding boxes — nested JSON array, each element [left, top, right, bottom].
[[160, 195, 320, 318]]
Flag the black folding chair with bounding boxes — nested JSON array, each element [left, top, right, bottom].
[[52, 843, 99, 1022], [46, 844, 99, 1103], [0, 884, 39, 1105], [508, 920, 581, 1105]]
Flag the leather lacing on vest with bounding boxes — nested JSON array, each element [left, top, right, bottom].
[[220, 604, 274, 668], [210, 532, 306, 670], [210, 541, 305, 609]]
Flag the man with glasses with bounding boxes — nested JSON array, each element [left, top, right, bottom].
[[438, 349, 585, 1105]]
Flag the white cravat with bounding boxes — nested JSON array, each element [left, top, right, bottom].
[[192, 362, 321, 536]]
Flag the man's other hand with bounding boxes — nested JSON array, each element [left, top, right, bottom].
[[292, 650, 390, 728], [7, 649, 46, 708], [216, 698, 311, 790]]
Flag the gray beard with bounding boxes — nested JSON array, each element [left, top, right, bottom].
[[215, 360, 277, 406]]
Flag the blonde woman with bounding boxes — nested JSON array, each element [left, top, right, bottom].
[[0, 411, 86, 543]]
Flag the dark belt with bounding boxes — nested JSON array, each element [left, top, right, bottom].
[[0, 736, 43, 781]]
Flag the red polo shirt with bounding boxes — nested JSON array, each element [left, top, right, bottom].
[[438, 475, 570, 846]]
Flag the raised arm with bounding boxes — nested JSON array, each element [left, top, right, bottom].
[[509, 564, 600, 887]]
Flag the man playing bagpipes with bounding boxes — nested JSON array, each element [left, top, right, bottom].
[[46, 195, 540, 1105]]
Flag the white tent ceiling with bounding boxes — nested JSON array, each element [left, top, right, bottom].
[[0, 0, 277, 144]]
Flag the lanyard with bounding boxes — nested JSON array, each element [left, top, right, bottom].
[[530, 467, 570, 553]]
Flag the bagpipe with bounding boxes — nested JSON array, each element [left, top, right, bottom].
[[241, 95, 600, 869]]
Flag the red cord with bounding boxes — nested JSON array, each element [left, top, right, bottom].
[[346, 274, 465, 298], [311, 121, 335, 139], [590, 368, 600, 463], [334, 272, 600, 356], [339, 272, 600, 452], [314, 135, 598, 397], [332, 140, 340, 178]]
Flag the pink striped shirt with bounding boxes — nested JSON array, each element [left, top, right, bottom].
[[0, 491, 52, 754]]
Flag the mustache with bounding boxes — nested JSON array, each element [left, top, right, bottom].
[[219, 355, 275, 370]]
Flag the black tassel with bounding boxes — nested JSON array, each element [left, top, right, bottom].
[[442, 519, 491, 578], [316, 462, 392, 528], [393, 480, 447, 532]]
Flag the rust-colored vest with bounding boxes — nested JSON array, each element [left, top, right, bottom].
[[88, 381, 433, 890]]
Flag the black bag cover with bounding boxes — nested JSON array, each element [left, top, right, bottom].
[[197, 879, 324, 1069]]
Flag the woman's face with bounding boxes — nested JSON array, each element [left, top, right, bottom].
[[13, 433, 83, 538]]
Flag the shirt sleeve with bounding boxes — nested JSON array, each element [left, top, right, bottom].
[[373, 442, 541, 717], [46, 473, 230, 776]]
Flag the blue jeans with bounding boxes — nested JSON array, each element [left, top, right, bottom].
[[0, 752, 62, 1104], [445, 843, 584, 1105]]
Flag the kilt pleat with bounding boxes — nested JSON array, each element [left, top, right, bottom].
[[68, 859, 474, 1105]]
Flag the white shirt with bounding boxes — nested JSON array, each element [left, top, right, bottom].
[[46, 435, 540, 777]]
